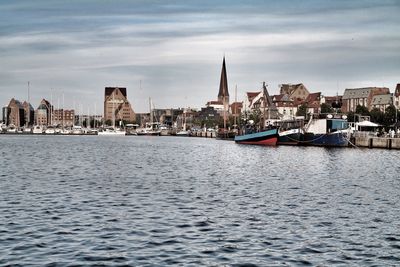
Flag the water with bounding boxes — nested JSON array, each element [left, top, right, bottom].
[[0, 135, 399, 266]]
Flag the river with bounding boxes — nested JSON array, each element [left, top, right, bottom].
[[0, 135, 399, 266]]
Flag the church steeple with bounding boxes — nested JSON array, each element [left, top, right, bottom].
[[218, 57, 229, 106]]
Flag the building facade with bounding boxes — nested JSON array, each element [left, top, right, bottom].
[[371, 94, 392, 112], [35, 99, 52, 126], [280, 83, 310, 101], [104, 87, 136, 125], [5, 98, 25, 127], [341, 87, 390, 112], [394, 84, 400, 109], [53, 109, 75, 127]]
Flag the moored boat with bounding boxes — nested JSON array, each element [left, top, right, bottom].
[[302, 114, 350, 147], [234, 128, 278, 145]]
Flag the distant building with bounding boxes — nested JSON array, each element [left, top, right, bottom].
[[22, 101, 34, 127], [35, 99, 52, 126], [198, 106, 221, 124], [4, 98, 25, 127], [247, 82, 279, 120], [371, 94, 392, 112], [53, 109, 75, 127], [272, 94, 297, 118], [104, 87, 136, 125], [280, 83, 310, 101], [206, 100, 224, 111], [217, 57, 230, 109], [341, 87, 390, 112], [304, 92, 321, 114], [321, 95, 342, 110]]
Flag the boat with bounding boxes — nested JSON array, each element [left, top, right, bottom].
[[176, 110, 190, 137], [137, 98, 161, 136], [44, 126, 56, 135], [71, 125, 83, 135], [137, 123, 161, 136], [98, 91, 126, 136], [23, 127, 32, 134], [32, 125, 44, 134], [7, 125, 17, 134], [302, 114, 350, 147], [98, 127, 125, 136], [234, 127, 278, 145], [234, 82, 279, 146], [276, 117, 305, 145]]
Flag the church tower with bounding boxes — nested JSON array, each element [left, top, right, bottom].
[[217, 57, 229, 108]]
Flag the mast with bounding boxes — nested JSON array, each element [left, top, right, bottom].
[[149, 97, 152, 126], [234, 84, 237, 127], [62, 91, 65, 129], [27, 81, 30, 127], [223, 96, 227, 130], [112, 91, 115, 128]]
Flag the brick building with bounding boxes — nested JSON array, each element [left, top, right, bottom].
[[341, 87, 390, 112], [104, 87, 136, 125], [35, 99, 52, 126], [4, 98, 25, 127]]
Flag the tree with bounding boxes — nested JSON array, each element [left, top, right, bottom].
[[296, 104, 308, 117], [370, 108, 384, 124], [320, 103, 333, 114], [384, 105, 396, 126], [355, 105, 370, 116], [346, 111, 356, 122]]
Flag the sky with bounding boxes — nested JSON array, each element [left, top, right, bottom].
[[0, 0, 399, 113]]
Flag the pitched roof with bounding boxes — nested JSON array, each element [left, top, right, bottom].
[[272, 94, 292, 102], [218, 57, 229, 98], [207, 100, 223, 105], [105, 87, 127, 98], [395, 84, 400, 97], [305, 92, 320, 102], [371, 94, 392, 105]]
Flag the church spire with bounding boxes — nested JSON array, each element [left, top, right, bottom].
[[218, 57, 229, 105]]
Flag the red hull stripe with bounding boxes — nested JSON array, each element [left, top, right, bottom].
[[237, 137, 278, 146]]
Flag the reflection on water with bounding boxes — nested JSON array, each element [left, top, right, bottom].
[[0, 135, 399, 266]]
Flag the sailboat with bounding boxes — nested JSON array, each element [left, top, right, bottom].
[[98, 90, 126, 136], [234, 82, 279, 145], [137, 97, 161, 136], [176, 109, 190, 136]]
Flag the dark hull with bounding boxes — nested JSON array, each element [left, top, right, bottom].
[[234, 128, 278, 146], [302, 132, 348, 147], [277, 129, 302, 145]]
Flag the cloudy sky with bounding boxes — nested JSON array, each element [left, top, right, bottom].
[[0, 0, 399, 113]]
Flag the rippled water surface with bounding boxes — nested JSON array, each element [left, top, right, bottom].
[[1, 135, 400, 266]]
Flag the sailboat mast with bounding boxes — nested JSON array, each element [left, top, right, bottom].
[[263, 82, 266, 130], [112, 92, 115, 128], [149, 97, 152, 125], [27, 81, 30, 127], [234, 85, 237, 127]]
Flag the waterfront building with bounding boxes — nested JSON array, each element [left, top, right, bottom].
[[279, 83, 310, 101], [341, 87, 390, 112], [198, 106, 221, 127], [272, 94, 297, 118], [53, 109, 75, 127], [22, 101, 34, 127], [4, 98, 25, 127], [371, 94, 393, 112], [35, 99, 52, 126], [104, 87, 136, 125], [304, 92, 322, 114]]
